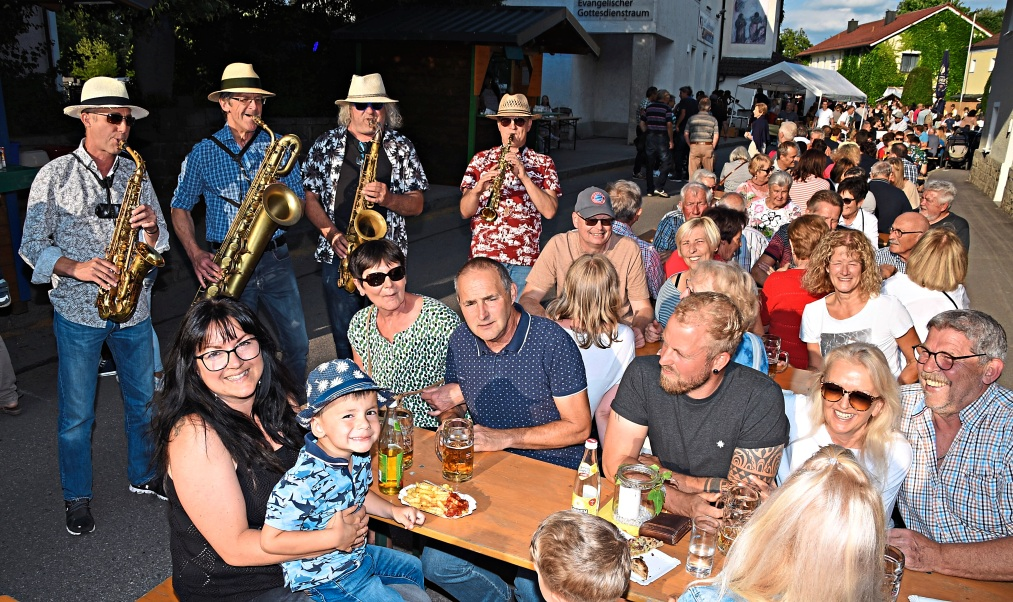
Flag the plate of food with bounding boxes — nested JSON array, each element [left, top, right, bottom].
[[399, 482, 476, 519], [623, 533, 680, 585]]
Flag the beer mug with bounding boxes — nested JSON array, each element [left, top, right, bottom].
[[393, 407, 414, 469], [883, 544, 905, 602], [767, 351, 789, 378], [761, 334, 781, 356], [718, 484, 759, 554], [440, 417, 474, 482]]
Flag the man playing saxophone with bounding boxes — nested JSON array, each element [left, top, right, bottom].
[[303, 73, 427, 360], [170, 62, 308, 380], [460, 94, 560, 297], [20, 77, 169, 535]]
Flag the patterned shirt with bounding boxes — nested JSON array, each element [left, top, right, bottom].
[[612, 221, 664, 298], [902, 158, 919, 184], [265, 434, 371, 591], [303, 125, 428, 264], [171, 124, 305, 242], [653, 209, 685, 255], [348, 296, 460, 429], [747, 198, 802, 239], [761, 225, 792, 268], [445, 305, 588, 468], [897, 383, 1013, 543], [462, 146, 560, 267], [641, 101, 673, 133], [876, 247, 907, 274], [20, 140, 170, 328], [685, 112, 720, 144], [736, 227, 769, 272]]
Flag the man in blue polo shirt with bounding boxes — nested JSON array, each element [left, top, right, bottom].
[[421, 257, 591, 602]]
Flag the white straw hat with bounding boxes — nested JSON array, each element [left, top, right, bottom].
[[63, 77, 149, 119], [335, 73, 397, 105], [486, 94, 540, 120], [207, 63, 275, 102]]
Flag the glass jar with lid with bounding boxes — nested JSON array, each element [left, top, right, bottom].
[[613, 463, 665, 527]]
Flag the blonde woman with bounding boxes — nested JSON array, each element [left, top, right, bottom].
[[779, 343, 911, 519], [887, 156, 920, 209], [676, 445, 886, 602], [656, 217, 720, 317], [801, 229, 920, 383], [547, 255, 635, 438], [882, 228, 970, 341]]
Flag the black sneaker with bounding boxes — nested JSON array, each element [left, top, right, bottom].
[[130, 479, 168, 501], [98, 357, 117, 377], [66, 499, 95, 535]]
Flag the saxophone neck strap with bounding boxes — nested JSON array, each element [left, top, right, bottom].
[[71, 151, 119, 204], [207, 127, 262, 165]]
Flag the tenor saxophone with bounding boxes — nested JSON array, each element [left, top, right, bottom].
[[196, 116, 303, 302], [479, 134, 514, 222], [96, 143, 165, 323], [337, 125, 388, 293]]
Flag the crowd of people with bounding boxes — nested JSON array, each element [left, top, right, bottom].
[[13, 64, 1012, 602]]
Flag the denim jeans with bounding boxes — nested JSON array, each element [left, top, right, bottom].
[[645, 132, 672, 192], [501, 263, 532, 300], [53, 312, 156, 501], [239, 244, 309, 380], [421, 545, 545, 602], [320, 259, 366, 360], [305, 545, 424, 602], [143, 268, 163, 374]]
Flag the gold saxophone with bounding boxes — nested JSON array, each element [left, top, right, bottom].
[[96, 143, 165, 323], [479, 134, 514, 222], [196, 116, 303, 301], [337, 125, 388, 293]]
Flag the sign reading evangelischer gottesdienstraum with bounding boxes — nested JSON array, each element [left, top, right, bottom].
[[576, 0, 652, 20]]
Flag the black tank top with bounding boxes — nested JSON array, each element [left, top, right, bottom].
[[167, 444, 299, 601]]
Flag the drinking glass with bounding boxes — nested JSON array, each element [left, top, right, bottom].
[[440, 417, 474, 482], [394, 407, 414, 469], [718, 484, 759, 554], [762, 334, 781, 356], [767, 350, 790, 378], [883, 545, 905, 602], [686, 516, 720, 577]]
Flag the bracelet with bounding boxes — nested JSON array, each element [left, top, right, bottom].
[[144, 227, 158, 235]]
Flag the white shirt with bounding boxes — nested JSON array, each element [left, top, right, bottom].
[[840, 209, 879, 248], [561, 324, 636, 415], [881, 274, 971, 341], [816, 108, 834, 128]]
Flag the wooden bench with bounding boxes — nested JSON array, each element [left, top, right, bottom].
[[137, 577, 178, 601]]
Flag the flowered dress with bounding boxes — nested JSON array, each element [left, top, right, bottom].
[[746, 198, 802, 238]]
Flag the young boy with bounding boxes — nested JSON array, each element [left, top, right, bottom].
[[530, 511, 631, 602], [262, 359, 425, 602]]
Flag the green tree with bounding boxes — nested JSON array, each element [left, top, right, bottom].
[[71, 38, 120, 80], [897, 0, 969, 15], [901, 66, 933, 106], [778, 28, 811, 60], [973, 7, 1004, 34], [839, 45, 904, 100]]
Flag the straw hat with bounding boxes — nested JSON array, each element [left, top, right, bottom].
[[335, 74, 397, 105], [486, 94, 540, 120], [207, 63, 275, 102], [63, 77, 149, 119]]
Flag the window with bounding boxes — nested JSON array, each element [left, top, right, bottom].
[[970, 59, 976, 73], [900, 52, 920, 73]]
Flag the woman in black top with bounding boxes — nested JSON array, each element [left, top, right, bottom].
[[746, 102, 769, 155]]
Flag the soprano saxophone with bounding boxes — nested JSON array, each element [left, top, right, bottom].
[[96, 143, 165, 323], [337, 125, 388, 293], [479, 134, 513, 222]]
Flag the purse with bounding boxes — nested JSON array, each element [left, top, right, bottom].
[[637, 512, 692, 545]]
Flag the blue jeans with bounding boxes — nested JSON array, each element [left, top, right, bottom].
[[305, 545, 424, 602], [239, 244, 309, 380], [53, 312, 156, 501], [421, 545, 545, 602], [501, 263, 531, 300], [320, 259, 366, 360], [143, 268, 163, 374]]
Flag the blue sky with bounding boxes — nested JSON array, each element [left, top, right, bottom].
[[782, 0, 1003, 44]]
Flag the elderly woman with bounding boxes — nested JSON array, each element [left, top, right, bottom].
[[734, 153, 772, 205], [677, 446, 887, 602], [789, 149, 831, 212], [801, 229, 920, 383], [779, 343, 911, 518], [657, 217, 720, 306], [547, 255, 635, 439], [882, 228, 970, 341], [347, 239, 460, 429], [719, 146, 752, 193], [746, 170, 801, 238]]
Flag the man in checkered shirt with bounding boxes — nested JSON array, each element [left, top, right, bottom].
[[889, 310, 1013, 581]]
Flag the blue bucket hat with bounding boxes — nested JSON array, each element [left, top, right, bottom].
[[299, 359, 391, 428]]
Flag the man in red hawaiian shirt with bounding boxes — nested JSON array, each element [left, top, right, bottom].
[[460, 94, 561, 297]]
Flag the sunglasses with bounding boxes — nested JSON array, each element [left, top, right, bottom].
[[820, 380, 880, 412], [840, 196, 858, 204], [90, 112, 136, 127], [498, 117, 529, 127], [582, 217, 614, 227], [359, 265, 406, 287], [353, 102, 385, 111], [94, 203, 121, 219]]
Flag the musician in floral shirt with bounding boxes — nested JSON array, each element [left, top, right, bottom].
[[460, 94, 561, 296]]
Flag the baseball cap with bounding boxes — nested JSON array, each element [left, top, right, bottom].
[[574, 186, 615, 219], [298, 359, 391, 428]]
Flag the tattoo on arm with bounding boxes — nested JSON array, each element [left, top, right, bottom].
[[727, 445, 784, 485], [702, 478, 725, 493]]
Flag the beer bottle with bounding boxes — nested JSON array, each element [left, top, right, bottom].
[[377, 404, 405, 495], [571, 438, 600, 515]]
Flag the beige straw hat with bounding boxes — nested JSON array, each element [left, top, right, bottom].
[[486, 94, 540, 120], [335, 73, 397, 105], [207, 63, 275, 102], [63, 77, 149, 119]]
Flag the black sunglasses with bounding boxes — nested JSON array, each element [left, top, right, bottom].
[[95, 203, 121, 219], [353, 102, 385, 111], [820, 380, 880, 412], [359, 265, 406, 287], [498, 117, 529, 127], [90, 112, 137, 127], [582, 217, 613, 227]]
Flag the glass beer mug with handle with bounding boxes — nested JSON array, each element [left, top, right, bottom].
[[440, 417, 474, 482]]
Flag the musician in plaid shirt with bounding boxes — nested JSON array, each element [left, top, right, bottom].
[[889, 310, 1013, 581]]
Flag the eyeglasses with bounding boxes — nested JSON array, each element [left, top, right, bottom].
[[230, 96, 266, 106], [840, 196, 858, 204], [89, 112, 136, 127], [498, 117, 529, 127], [888, 228, 925, 236], [353, 102, 385, 111], [912, 345, 986, 371], [820, 380, 880, 411], [359, 265, 406, 287], [195, 338, 261, 371], [582, 217, 614, 227]]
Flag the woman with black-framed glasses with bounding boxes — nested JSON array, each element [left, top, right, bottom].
[[346, 240, 459, 430]]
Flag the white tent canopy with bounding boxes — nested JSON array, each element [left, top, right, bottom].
[[738, 61, 867, 103]]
